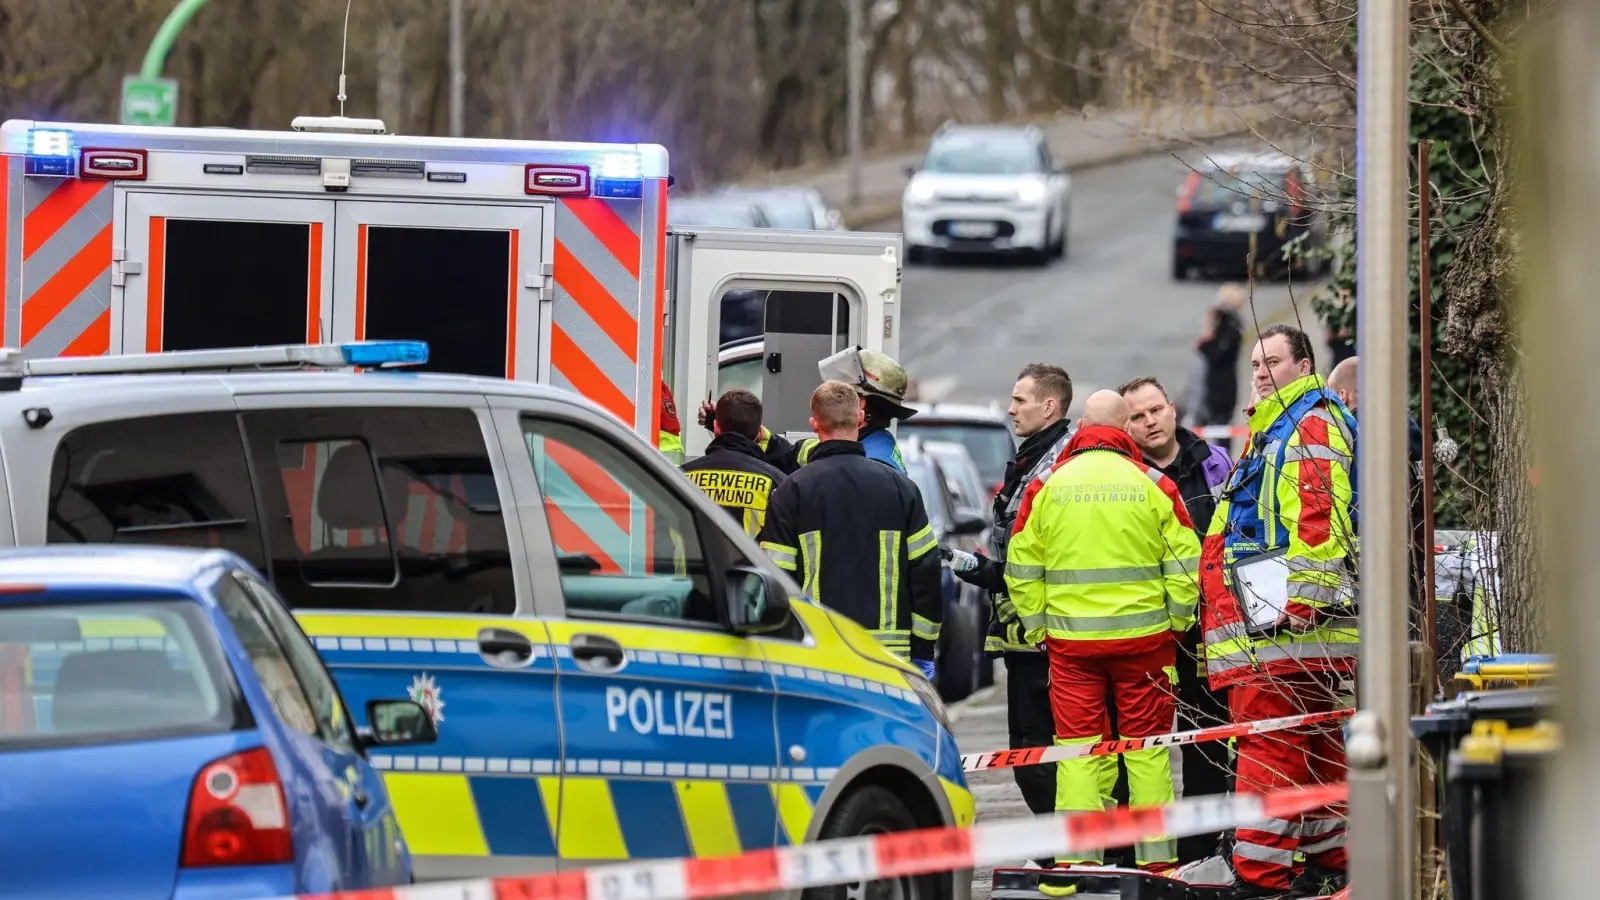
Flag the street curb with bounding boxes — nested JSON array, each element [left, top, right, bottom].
[[838, 125, 1261, 230]]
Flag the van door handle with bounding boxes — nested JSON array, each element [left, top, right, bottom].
[[478, 627, 535, 668], [570, 633, 626, 673]]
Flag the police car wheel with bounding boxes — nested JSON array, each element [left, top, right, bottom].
[[803, 786, 937, 900]]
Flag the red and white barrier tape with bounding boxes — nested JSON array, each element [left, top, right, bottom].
[[270, 783, 1347, 900], [1197, 424, 1251, 440], [961, 708, 1352, 773]]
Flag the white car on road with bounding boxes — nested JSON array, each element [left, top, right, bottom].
[[901, 124, 1071, 265]]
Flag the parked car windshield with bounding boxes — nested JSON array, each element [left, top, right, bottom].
[[898, 422, 1016, 487], [0, 598, 236, 749], [924, 136, 1041, 176], [1194, 169, 1286, 207]]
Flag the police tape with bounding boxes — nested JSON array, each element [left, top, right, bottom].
[[1197, 424, 1250, 440], [269, 783, 1347, 900], [961, 708, 1353, 773]]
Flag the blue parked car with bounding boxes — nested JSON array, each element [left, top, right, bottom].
[[0, 546, 437, 899]]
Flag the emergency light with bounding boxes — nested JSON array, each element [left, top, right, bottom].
[[339, 341, 429, 367], [600, 152, 642, 179], [24, 129, 76, 177]]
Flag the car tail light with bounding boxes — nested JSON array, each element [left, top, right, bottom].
[[1176, 171, 1200, 213], [181, 746, 293, 867]]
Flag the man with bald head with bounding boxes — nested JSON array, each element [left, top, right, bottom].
[[1007, 389, 1202, 883]]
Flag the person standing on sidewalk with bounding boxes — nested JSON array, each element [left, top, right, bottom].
[[1195, 284, 1246, 436], [1119, 375, 1234, 865], [1006, 390, 1202, 886], [942, 364, 1074, 837], [1201, 324, 1358, 899], [758, 381, 944, 677]]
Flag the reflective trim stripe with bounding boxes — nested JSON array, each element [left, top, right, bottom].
[[1045, 607, 1169, 634], [762, 542, 798, 570], [911, 613, 941, 641], [1135, 837, 1177, 865], [1005, 562, 1045, 580], [1303, 407, 1356, 448], [1288, 557, 1347, 574], [800, 532, 822, 602], [1208, 640, 1360, 674], [1300, 818, 1344, 837], [1301, 834, 1347, 854], [1142, 466, 1165, 485], [879, 530, 901, 635], [1287, 581, 1350, 604], [1285, 443, 1351, 464], [1019, 610, 1047, 632], [1166, 594, 1198, 618], [1161, 557, 1200, 576], [1042, 564, 1162, 584], [907, 525, 937, 561], [872, 629, 911, 659], [1250, 817, 1301, 837], [1205, 623, 1250, 645], [1234, 841, 1297, 866]]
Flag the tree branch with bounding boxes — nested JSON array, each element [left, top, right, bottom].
[[1442, 0, 1511, 57]]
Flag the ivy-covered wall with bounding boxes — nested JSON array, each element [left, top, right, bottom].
[[1310, 34, 1494, 531]]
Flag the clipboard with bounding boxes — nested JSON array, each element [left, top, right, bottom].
[[1230, 548, 1356, 636]]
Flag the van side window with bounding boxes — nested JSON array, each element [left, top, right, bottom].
[[46, 412, 266, 568], [242, 407, 515, 615], [519, 417, 719, 626]]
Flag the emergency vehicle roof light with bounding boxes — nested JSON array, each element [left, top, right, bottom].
[[600, 152, 642, 179], [339, 341, 429, 367], [22, 341, 429, 378], [27, 130, 74, 157]]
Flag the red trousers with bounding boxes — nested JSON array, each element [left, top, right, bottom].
[[1230, 673, 1349, 890], [1046, 637, 1176, 739]]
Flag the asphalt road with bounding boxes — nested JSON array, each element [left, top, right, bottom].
[[872, 146, 1331, 420], [945, 671, 1021, 900]]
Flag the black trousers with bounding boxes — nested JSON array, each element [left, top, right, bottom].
[[1174, 640, 1232, 863], [1005, 651, 1057, 817]]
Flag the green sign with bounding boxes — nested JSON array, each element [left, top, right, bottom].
[[121, 76, 178, 126]]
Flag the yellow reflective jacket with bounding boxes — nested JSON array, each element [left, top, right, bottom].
[[1004, 429, 1202, 649]]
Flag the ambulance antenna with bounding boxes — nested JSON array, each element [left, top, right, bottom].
[[337, 0, 353, 117]]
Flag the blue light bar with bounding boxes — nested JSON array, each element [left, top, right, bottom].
[[593, 178, 644, 200], [339, 340, 429, 367], [27, 129, 74, 157], [600, 152, 641, 179]]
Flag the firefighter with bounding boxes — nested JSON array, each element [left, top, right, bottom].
[[757, 380, 943, 678], [681, 389, 788, 536], [942, 364, 1074, 839], [790, 345, 917, 472], [1201, 324, 1358, 899], [1006, 390, 1201, 885]]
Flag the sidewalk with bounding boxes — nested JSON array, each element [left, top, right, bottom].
[[740, 104, 1272, 228]]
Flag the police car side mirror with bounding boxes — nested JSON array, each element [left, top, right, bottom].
[[949, 510, 987, 537], [726, 565, 791, 635], [359, 698, 438, 749]]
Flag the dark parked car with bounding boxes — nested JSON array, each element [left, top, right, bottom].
[[1171, 151, 1329, 280], [903, 442, 990, 702]]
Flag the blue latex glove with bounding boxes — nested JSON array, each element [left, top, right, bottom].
[[913, 658, 936, 680]]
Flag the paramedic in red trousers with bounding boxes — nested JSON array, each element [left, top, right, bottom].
[[1202, 323, 1358, 899], [1119, 375, 1234, 865], [942, 364, 1075, 844], [1005, 390, 1202, 891], [758, 381, 944, 677]]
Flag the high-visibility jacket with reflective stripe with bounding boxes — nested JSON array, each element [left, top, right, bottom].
[[1004, 437, 1203, 650], [658, 430, 685, 465], [756, 440, 944, 661], [1200, 374, 1360, 688], [796, 427, 905, 473]]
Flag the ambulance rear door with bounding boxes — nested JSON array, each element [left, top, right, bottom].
[[667, 228, 902, 458], [120, 192, 337, 354], [334, 201, 547, 380]]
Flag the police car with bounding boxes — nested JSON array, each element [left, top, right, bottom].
[[0, 341, 975, 896]]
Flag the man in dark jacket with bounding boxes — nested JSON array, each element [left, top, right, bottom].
[[682, 390, 788, 537], [1120, 375, 1234, 865], [1196, 284, 1246, 433], [942, 364, 1073, 834], [758, 381, 944, 679]]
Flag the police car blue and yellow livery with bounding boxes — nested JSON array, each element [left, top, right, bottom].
[[295, 600, 973, 887]]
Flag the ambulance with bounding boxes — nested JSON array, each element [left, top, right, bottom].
[[0, 116, 903, 457]]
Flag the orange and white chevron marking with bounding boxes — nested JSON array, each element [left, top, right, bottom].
[[960, 708, 1353, 773], [266, 783, 1347, 900]]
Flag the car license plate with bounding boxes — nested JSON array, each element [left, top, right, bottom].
[[1213, 213, 1267, 232], [948, 221, 998, 239]]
